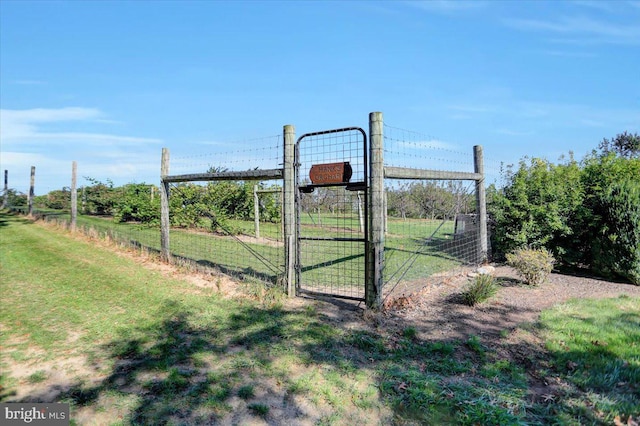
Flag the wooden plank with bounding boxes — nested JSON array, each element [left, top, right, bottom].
[[163, 168, 283, 183], [384, 166, 482, 181]]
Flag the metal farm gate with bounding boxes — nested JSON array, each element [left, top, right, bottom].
[[295, 128, 368, 300]]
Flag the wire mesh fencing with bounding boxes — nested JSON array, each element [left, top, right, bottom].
[[165, 135, 285, 285], [295, 128, 368, 300], [381, 123, 486, 302]]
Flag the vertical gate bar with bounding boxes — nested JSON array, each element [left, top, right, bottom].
[[283, 124, 296, 297], [160, 148, 171, 262], [368, 112, 384, 309], [474, 145, 488, 263]]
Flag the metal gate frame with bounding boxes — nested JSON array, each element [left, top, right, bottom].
[[295, 127, 369, 301]]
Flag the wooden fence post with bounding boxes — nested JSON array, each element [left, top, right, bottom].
[[160, 148, 171, 261], [71, 161, 77, 232], [283, 124, 296, 297], [2, 170, 7, 209], [474, 145, 488, 263], [367, 112, 384, 309], [28, 166, 35, 216], [254, 184, 260, 239]]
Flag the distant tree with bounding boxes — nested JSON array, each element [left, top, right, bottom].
[[83, 178, 117, 215], [386, 183, 413, 220], [41, 188, 71, 210], [598, 131, 640, 159], [4, 189, 27, 207], [112, 183, 160, 224]]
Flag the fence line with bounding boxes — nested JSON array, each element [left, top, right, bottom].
[[4, 113, 491, 310]]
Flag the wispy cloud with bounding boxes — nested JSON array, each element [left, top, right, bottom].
[[397, 138, 460, 151], [537, 49, 597, 58], [403, 0, 489, 14], [504, 15, 640, 45], [0, 107, 163, 193], [0, 107, 161, 145]]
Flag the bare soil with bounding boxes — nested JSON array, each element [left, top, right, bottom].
[[379, 265, 640, 343]]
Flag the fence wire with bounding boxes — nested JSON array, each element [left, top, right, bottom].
[[167, 180, 284, 284], [381, 124, 485, 302]]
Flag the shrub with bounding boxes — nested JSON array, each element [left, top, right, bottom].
[[506, 248, 555, 286], [488, 157, 583, 260], [461, 273, 498, 306], [592, 179, 640, 285]]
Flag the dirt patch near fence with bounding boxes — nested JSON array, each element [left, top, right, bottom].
[[378, 265, 640, 342]]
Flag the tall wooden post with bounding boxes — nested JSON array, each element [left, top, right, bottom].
[[367, 112, 384, 309], [71, 161, 77, 232], [82, 186, 86, 214], [28, 166, 35, 216], [283, 124, 296, 297], [2, 170, 7, 209], [254, 184, 260, 239], [474, 145, 488, 263], [160, 148, 171, 261]]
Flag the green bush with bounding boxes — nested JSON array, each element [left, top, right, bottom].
[[506, 248, 555, 286], [489, 156, 583, 260], [592, 179, 640, 284], [461, 274, 498, 306]]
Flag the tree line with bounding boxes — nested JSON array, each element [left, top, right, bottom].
[[488, 132, 640, 284]]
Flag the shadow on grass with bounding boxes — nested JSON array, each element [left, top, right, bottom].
[[12, 300, 351, 424], [7, 284, 638, 424]]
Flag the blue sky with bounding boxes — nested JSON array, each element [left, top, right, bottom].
[[1, 0, 639, 194]]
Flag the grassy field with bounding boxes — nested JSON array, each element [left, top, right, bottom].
[[24, 208, 465, 297], [1, 210, 638, 425]]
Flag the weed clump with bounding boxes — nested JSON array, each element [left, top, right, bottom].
[[461, 274, 498, 306], [247, 402, 269, 417], [507, 248, 555, 285]]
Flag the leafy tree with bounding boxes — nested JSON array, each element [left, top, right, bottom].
[[598, 131, 640, 159], [490, 141, 640, 283], [112, 183, 160, 224], [593, 178, 640, 284], [386, 183, 413, 220], [83, 178, 117, 215], [4, 189, 27, 207], [40, 188, 71, 210], [578, 153, 640, 281], [489, 156, 583, 260]]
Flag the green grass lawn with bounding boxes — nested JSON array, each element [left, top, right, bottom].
[[26, 208, 465, 296], [2, 210, 637, 425]]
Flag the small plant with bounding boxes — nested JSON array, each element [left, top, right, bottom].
[[461, 274, 498, 306], [27, 370, 48, 384], [402, 326, 417, 340], [506, 248, 555, 285], [466, 335, 486, 359], [237, 384, 255, 400], [247, 402, 269, 417]]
